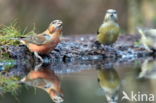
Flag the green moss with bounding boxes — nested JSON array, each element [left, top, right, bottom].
[[0, 46, 12, 59], [0, 59, 15, 62], [3, 63, 15, 70], [0, 22, 35, 46], [0, 73, 21, 95]]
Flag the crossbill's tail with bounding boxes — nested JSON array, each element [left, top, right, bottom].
[[10, 37, 26, 44]]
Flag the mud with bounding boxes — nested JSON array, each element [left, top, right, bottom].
[[0, 34, 151, 76]]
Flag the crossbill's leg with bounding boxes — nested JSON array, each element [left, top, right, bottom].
[[34, 62, 43, 71], [34, 52, 44, 62]]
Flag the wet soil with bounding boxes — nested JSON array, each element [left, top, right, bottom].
[[0, 34, 152, 76], [0, 34, 149, 61]]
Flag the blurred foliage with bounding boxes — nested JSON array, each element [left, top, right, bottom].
[[0, 73, 20, 95], [0, 21, 35, 46], [0, 0, 155, 35], [0, 0, 128, 34], [128, 0, 156, 33], [0, 60, 17, 95], [0, 48, 10, 59], [0, 0, 156, 34]]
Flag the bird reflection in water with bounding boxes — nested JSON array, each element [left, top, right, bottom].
[[20, 63, 64, 103], [139, 57, 156, 79], [96, 65, 121, 103]]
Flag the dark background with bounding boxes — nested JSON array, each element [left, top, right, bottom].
[[0, 0, 156, 34]]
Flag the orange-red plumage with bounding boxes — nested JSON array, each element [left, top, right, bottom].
[[19, 20, 63, 61], [21, 64, 64, 102]]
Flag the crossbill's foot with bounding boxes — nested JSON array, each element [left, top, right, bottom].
[[34, 62, 43, 71]]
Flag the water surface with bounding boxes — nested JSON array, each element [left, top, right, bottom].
[[0, 57, 156, 103]]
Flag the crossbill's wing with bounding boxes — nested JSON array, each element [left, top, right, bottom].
[[21, 34, 53, 45]]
